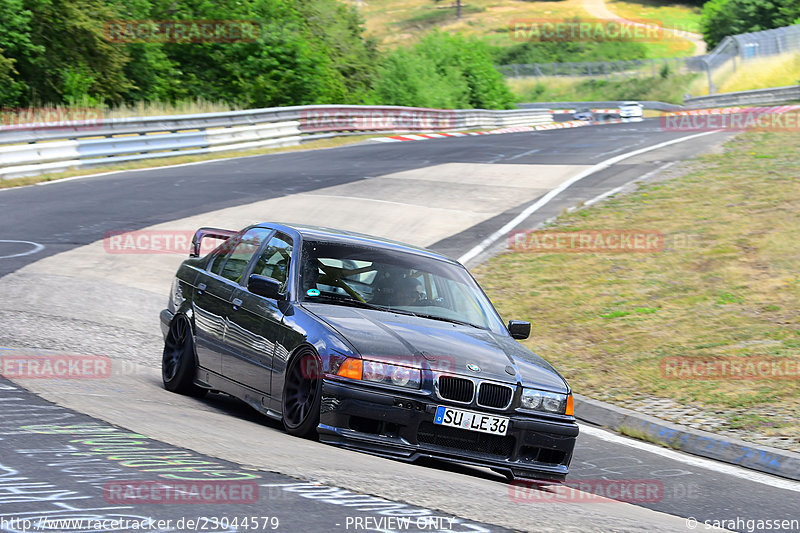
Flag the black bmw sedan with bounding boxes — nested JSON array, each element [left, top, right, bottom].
[[160, 222, 578, 482]]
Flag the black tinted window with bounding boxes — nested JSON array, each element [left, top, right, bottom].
[[209, 228, 271, 282]]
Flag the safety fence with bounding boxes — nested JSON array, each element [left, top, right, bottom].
[[499, 24, 800, 95], [0, 105, 552, 179]]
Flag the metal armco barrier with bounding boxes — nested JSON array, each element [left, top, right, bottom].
[[519, 100, 684, 112], [684, 85, 800, 109], [0, 105, 552, 180]]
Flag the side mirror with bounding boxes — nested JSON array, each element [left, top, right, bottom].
[[508, 320, 530, 340], [248, 274, 286, 301]]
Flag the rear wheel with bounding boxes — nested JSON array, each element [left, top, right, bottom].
[[162, 315, 207, 397], [282, 351, 322, 439]]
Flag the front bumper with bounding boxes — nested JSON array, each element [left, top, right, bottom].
[[160, 309, 174, 339], [318, 379, 579, 482]]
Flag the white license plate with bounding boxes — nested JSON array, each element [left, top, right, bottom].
[[434, 406, 509, 436]]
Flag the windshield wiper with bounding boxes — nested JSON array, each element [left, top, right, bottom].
[[306, 293, 380, 310], [412, 313, 486, 330], [306, 294, 419, 317]]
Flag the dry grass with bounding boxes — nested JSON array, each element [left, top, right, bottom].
[[101, 99, 239, 118], [688, 53, 800, 97], [718, 53, 800, 94], [353, 0, 590, 48], [607, 0, 701, 35], [474, 130, 800, 439], [352, 0, 698, 56]]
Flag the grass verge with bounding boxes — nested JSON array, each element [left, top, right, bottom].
[[688, 53, 800, 97], [474, 130, 800, 444], [509, 72, 698, 103]]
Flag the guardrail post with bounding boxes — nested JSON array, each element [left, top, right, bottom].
[[704, 59, 714, 95]]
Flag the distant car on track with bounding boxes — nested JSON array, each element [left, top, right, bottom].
[[619, 101, 644, 118], [160, 223, 578, 482], [573, 108, 594, 121]]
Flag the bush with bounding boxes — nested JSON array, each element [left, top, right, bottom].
[[372, 32, 514, 109]]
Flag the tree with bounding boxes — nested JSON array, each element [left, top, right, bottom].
[[701, 0, 800, 48], [12, 0, 132, 105], [0, 0, 40, 106]]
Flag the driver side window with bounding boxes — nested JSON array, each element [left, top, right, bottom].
[[252, 233, 293, 290]]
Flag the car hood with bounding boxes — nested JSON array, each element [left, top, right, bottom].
[[301, 303, 568, 393]]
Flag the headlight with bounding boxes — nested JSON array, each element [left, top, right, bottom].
[[520, 389, 572, 415], [364, 360, 421, 389], [336, 358, 421, 389]]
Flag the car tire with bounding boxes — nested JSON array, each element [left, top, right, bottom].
[[162, 315, 207, 397], [282, 350, 322, 439]]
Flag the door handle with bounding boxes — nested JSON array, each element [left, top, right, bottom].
[[232, 298, 243, 310], [197, 282, 206, 294]]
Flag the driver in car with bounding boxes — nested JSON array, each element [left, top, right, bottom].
[[397, 277, 424, 306]]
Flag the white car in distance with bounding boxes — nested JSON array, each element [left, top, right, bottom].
[[619, 101, 644, 118]]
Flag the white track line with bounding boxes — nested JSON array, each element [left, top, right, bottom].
[[457, 130, 721, 264], [579, 424, 800, 493], [0, 240, 45, 259]]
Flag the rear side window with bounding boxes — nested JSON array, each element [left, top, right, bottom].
[[208, 228, 271, 282]]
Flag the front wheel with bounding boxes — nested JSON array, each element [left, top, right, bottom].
[[162, 315, 207, 397], [282, 351, 322, 439]]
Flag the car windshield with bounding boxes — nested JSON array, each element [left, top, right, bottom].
[[298, 240, 507, 334]]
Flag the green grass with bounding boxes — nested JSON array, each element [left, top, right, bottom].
[[618, 425, 679, 448], [608, 0, 702, 34], [474, 130, 800, 441], [508, 71, 699, 103]]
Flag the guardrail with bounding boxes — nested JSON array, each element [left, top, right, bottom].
[[684, 85, 800, 109], [519, 100, 684, 112], [0, 105, 552, 180]]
